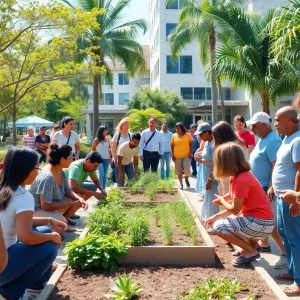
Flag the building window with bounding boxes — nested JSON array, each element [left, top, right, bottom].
[[118, 73, 129, 85], [103, 76, 112, 85], [119, 93, 130, 105], [166, 0, 178, 9], [181, 88, 193, 100], [104, 93, 114, 105], [166, 55, 192, 74], [166, 56, 179, 74], [206, 88, 211, 100], [194, 88, 206, 100], [180, 56, 192, 74], [166, 23, 177, 39]]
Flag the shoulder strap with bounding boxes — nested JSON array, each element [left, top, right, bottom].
[[144, 130, 156, 150], [116, 132, 121, 148], [66, 132, 72, 145]]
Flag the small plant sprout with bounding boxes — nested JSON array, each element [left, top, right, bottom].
[[104, 273, 143, 300], [159, 205, 173, 245]]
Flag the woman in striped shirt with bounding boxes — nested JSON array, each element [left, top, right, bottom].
[[22, 126, 36, 150]]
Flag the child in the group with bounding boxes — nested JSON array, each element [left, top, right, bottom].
[[0, 146, 66, 300], [205, 142, 275, 266]]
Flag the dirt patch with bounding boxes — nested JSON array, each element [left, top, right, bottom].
[[50, 235, 275, 300], [124, 192, 180, 203]]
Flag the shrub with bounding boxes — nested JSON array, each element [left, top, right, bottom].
[[80, 142, 92, 158]]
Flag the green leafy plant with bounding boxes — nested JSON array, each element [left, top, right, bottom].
[[104, 273, 143, 300], [180, 278, 250, 300], [159, 204, 173, 245], [171, 202, 197, 245], [63, 233, 128, 271], [145, 183, 157, 200]]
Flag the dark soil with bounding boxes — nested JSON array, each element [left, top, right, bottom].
[[50, 235, 275, 300], [124, 192, 180, 203]]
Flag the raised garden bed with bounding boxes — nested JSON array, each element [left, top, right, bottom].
[[49, 236, 276, 300]]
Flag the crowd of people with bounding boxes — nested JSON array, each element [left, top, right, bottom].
[[1, 102, 300, 298]]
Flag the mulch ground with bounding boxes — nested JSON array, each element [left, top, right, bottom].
[[49, 235, 275, 300], [124, 192, 181, 203]]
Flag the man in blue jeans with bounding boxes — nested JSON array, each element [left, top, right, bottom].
[[272, 106, 300, 296], [160, 122, 173, 179], [248, 112, 287, 269], [116, 133, 141, 187]]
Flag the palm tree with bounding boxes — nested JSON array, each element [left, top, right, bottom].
[[206, 5, 299, 114], [168, 0, 244, 125], [61, 0, 147, 134]]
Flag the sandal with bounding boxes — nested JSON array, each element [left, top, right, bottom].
[[284, 285, 300, 296], [232, 247, 262, 257], [275, 273, 294, 281], [67, 219, 76, 226], [232, 253, 260, 266]]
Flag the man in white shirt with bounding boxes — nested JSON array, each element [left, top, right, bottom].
[[116, 133, 141, 187], [139, 117, 163, 172], [160, 122, 173, 179]]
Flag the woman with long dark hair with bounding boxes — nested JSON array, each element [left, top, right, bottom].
[[92, 126, 112, 190], [52, 116, 80, 160], [0, 147, 66, 300], [29, 144, 88, 228], [170, 122, 193, 189]]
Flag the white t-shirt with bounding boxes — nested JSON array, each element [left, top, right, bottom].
[[112, 132, 131, 153], [52, 130, 79, 154], [117, 141, 139, 165], [96, 139, 110, 159], [0, 186, 34, 249]]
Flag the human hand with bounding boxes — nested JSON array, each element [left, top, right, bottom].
[[278, 190, 297, 205], [75, 155, 79, 160], [289, 203, 300, 217], [100, 189, 107, 197], [189, 155, 193, 160], [204, 216, 217, 229], [134, 170, 138, 177], [140, 156, 144, 162], [95, 191, 106, 200], [172, 156, 176, 162], [50, 218, 67, 233], [212, 194, 225, 206], [78, 197, 88, 210], [206, 179, 212, 191], [50, 232, 62, 247], [267, 186, 275, 202]]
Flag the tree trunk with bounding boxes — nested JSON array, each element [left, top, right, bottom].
[[12, 101, 17, 145], [262, 93, 270, 115], [209, 29, 218, 125], [2, 114, 7, 143], [217, 78, 225, 121], [93, 73, 99, 136]]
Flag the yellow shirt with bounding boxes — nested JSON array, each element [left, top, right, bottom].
[[171, 132, 192, 158]]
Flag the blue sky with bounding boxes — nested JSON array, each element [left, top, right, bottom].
[[36, 0, 150, 45]]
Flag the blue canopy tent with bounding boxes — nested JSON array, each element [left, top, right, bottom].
[[8, 115, 54, 128]]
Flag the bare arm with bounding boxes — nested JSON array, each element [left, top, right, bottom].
[[16, 211, 61, 246], [75, 141, 80, 160], [216, 195, 244, 215], [0, 224, 8, 272], [91, 138, 98, 152], [133, 156, 139, 175], [40, 195, 74, 211], [248, 145, 255, 154], [111, 141, 117, 162], [69, 178, 105, 200]]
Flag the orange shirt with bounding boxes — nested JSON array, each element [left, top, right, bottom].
[[171, 133, 192, 158], [230, 171, 274, 219]]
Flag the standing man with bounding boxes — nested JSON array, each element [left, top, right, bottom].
[[139, 117, 163, 172], [35, 126, 51, 163], [272, 106, 300, 296], [190, 124, 197, 137], [116, 133, 141, 187], [160, 122, 173, 179], [247, 112, 287, 269]]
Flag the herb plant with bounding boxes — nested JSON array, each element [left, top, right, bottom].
[[63, 233, 128, 271], [159, 204, 173, 244], [104, 273, 143, 300]]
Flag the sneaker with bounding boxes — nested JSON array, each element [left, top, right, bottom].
[[185, 177, 190, 188], [69, 214, 80, 220], [274, 254, 288, 269]]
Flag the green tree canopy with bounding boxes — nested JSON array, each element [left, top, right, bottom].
[[126, 108, 168, 132], [128, 87, 187, 129]]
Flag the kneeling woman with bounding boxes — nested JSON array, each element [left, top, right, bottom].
[[205, 142, 274, 266], [0, 147, 66, 300]]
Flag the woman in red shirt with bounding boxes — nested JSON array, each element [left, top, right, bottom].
[[205, 142, 274, 266], [233, 115, 255, 154]]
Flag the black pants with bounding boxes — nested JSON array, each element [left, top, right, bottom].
[[143, 150, 160, 172], [191, 159, 197, 176]]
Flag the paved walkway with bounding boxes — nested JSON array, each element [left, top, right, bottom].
[[180, 175, 298, 299]]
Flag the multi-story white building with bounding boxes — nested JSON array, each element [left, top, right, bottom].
[[149, 0, 291, 125], [84, 46, 150, 143]]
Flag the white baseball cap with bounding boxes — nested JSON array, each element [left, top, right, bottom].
[[246, 112, 271, 125]]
